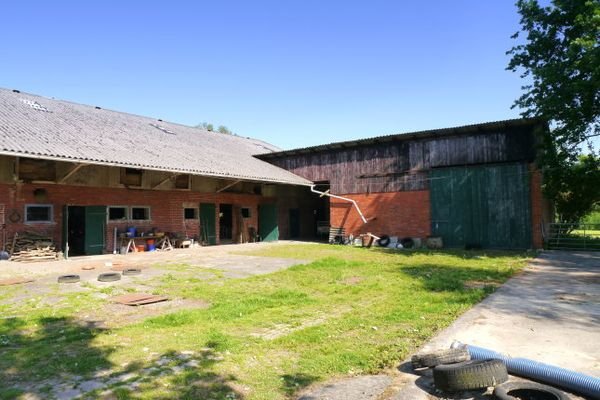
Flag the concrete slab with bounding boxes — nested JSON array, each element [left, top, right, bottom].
[[0, 241, 307, 279], [298, 375, 392, 400], [390, 251, 600, 400]]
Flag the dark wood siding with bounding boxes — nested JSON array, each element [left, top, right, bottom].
[[430, 163, 532, 249], [265, 127, 536, 195]]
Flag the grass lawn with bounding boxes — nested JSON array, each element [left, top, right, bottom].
[[0, 244, 530, 400]]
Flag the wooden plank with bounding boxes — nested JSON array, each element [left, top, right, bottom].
[[58, 163, 85, 183], [0, 277, 34, 286], [216, 180, 241, 193], [112, 293, 168, 306], [152, 173, 177, 189]]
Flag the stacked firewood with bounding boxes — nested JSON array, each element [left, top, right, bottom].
[[8, 232, 62, 262]]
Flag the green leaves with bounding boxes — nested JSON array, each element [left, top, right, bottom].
[[508, 0, 600, 221]]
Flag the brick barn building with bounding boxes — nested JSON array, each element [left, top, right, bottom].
[[0, 88, 550, 255], [259, 118, 552, 249], [0, 88, 315, 256]]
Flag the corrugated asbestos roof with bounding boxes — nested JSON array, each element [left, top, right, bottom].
[[257, 117, 546, 158], [0, 88, 312, 186]]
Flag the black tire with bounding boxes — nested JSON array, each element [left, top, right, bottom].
[[57, 274, 80, 283], [411, 347, 470, 369], [98, 272, 121, 282], [377, 235, 390, 247], [433, 359, 508, 392], [493, 381, 571, 400], [122, 268, 142, 276]]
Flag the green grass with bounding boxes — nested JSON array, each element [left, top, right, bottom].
[[0, 244, 530, 399], [582, 210, 600, 225], [571, 229, 600, 235]]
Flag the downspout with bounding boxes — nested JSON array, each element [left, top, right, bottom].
[[310, 185, 368, 224]]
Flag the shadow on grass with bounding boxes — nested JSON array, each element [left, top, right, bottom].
[[0, 316, 243, 399], [399, 263, 514, 293], [0, 316, 113, 398], [369, 246, 532, 260], [280, 372, 319, 396], [123, 348, 242, 400]]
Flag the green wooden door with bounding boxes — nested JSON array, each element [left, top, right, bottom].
[[430, 163, 532, 249], [84, 206, 106, 255], [200, 203, 217, 245], [259, 204, 279, 242]]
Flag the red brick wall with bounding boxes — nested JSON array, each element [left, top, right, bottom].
[[0, 182, 272, 253], [330, 191, 431, 239], [529, 163, 552, 249]]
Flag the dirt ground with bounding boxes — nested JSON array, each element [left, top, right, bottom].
[[0, 241, 307, 330], [0, 241, 307, 280]]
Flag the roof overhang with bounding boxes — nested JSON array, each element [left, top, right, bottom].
[[1, 150, 314, 187]]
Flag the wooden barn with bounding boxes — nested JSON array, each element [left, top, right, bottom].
[[258, 118, 552, 249], [0, 87, 551, 257]]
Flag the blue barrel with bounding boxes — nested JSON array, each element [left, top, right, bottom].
[[127, 227, 137, 237]]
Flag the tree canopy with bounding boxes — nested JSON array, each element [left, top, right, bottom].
[[508, 0, 600, 222], [195, 122, 234, 135]]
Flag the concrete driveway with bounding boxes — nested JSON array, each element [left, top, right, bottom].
[[391, 251, 600, 400], [298, 251, 600, 400]]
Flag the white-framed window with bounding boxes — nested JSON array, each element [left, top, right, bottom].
[[184, 207, 197, 220], [24, 204, 53, 223], [131, 206, 151, 221], [108, 206, 129, 221]]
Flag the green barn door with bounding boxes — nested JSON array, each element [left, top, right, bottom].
[[259, 204, 279, 242], [430, 163, 532, 249], [200, 203, 217, 245], [84, 206, 106, 255]]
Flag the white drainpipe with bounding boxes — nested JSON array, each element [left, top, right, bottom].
[[310, 185, 368, 224]]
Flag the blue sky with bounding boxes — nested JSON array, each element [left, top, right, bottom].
[[1, 1, 531, 149]]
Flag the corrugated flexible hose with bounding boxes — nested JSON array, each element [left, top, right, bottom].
[[457, 343, 600, 399]]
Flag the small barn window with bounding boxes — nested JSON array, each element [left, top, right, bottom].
[[131, 207, 150, 220], [25, 204, 53, 223], [184, 208, 197, 220], [175, 174, 190, 189], [241, 208, 251, 218], [19, 158, 56, 182], [108, 206, 128, 221], [121, 168, 142, 186]]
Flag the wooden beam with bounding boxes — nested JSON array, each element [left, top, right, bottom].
[[152, 173, 178, 189], [216, 179, 241, 193], [58, 163, 85, 183], [14, 157, 19, 182]]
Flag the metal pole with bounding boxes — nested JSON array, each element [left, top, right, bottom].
[[310, 185, 368, 224]]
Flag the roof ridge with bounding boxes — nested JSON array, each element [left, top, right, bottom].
[[0, 87, 271, 146], [257, 117, 547, 157]]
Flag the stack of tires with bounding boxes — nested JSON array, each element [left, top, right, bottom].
[[411, 347, 571, 399]]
